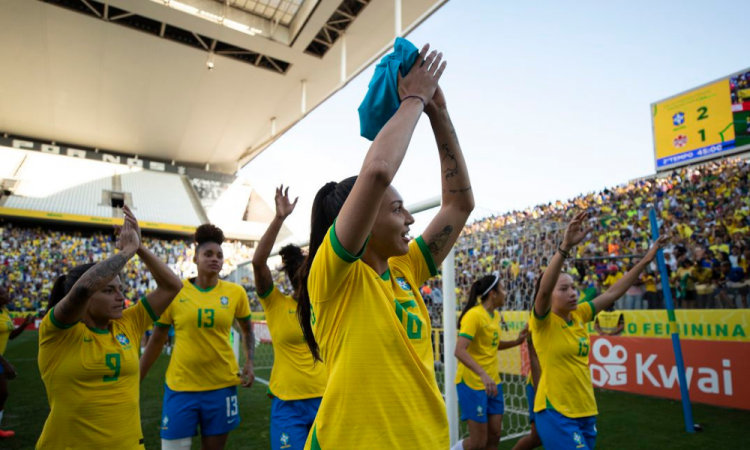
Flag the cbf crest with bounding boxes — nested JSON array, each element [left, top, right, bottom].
[[116, 333, 131, 349], [396, 277, 412, 292], [220, 296, 230, 307]]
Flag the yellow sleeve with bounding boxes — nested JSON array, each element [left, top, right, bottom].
[[529, 304, 551, 333], [235, 286, 252, 320], [122, 298, 159, 336], [390, 236, 438, 287], [39, 307, 80, 345], [577, 300, 596, 323], [309, 220, 367, 303], [155, 302, 174, 328], [458, 309, 480, 340], [38, 309, 83, 370], [258, 284, 285, 312]]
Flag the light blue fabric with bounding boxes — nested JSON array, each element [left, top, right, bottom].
[[358, 37, 420, 141]]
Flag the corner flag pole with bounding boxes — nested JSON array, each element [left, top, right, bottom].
[[649, 208, 695, 433]]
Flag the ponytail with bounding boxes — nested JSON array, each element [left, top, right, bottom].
[[47, 263, 97, 313], [458, 274, 499, 327], [297, 176, 357, 362], [279, 244, 305, 290]]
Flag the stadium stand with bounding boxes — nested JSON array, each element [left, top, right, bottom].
[[120, 170, 203, 226], [450, 157, 750, 315], [0, 221, 255, 313], [0, 146, 207, 228], [240, 157, 750, 325]]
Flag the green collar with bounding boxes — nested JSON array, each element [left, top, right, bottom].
[[380, 269, 391, 281], [190, 279, 218, 293], [87, 326, 109, 335]]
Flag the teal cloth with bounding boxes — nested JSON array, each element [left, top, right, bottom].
[[358, 37, 420, 141]]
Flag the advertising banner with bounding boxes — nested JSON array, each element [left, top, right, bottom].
[[589, 335, 750, 410]]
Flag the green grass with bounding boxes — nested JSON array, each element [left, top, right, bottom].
[[4, 332, 750, 449]]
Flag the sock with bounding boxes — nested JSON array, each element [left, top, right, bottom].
[[451, 439, 464, 450], [0, 409, 4, 427]]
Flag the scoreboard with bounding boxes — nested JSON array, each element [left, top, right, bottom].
[[651, 68, 750, 171]]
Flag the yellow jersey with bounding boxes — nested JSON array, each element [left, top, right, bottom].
[[455, 304, 501, 389], [305, 224, 447, 450], [259, 285, 327, 401], [37, 299, 158, 450], [0, 307, 13, 355], [595, 310, 623, 335], [155, 279, 251, 392], [530, 301, 597, 418]]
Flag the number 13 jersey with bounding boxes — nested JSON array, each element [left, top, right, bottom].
[[155, 279, 251, 392]]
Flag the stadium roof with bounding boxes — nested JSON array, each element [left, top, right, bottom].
[[0, 0, 448, 175]]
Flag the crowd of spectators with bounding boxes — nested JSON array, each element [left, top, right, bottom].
[[441, 157, 750, 322], [3, 157, 750, 322], [0, 223, 255, 313]]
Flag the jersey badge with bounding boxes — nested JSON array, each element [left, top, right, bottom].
[[280, 433, 290, 448], [220, 296, 230, 307], [396, 277, 412, 292], [115, 333, 131, 349]]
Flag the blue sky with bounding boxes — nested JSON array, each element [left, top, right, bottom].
[[242, 0, 747, 240]]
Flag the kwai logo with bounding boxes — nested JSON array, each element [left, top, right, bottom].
[[587, 336, 744, 410], [590, 338, 628, 387]]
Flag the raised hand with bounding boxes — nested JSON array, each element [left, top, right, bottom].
[[398, 44, 447, 108], [424, 85, 447, 117], [562, 212, 593, 249], [642, 235, 671, 264], [275, 185, 298, 220], [116, 215, 141, 255], [23, 315, 35, 326]]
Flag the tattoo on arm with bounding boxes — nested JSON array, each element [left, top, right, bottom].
[[59, 253, 130, 316], [427, 225, 454, 258], [440, 144, 459, 179], [443, 186, 472, 194]]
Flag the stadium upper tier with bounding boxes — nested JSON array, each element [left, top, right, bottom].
[[0, 146, 203, 229]]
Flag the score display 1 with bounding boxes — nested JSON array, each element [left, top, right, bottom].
[[651, 69, 750, 170]]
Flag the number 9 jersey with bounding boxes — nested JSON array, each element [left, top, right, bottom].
[[37, 299, 159, 450], [155, 279, 251, 391]]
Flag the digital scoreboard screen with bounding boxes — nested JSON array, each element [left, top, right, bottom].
[[651, 68, 750, 170]]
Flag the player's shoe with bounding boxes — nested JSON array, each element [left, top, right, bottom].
[[0, 429, 16, 438]]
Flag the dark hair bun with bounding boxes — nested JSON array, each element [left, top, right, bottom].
[[195, 224, 224, 246], [279, 244, 303, 263]]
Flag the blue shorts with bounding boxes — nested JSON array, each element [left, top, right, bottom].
[[456, 382, 504, 423], [526, 383, 536, 423], [271, 397, 322, 450], [0, 362, 4, 374], [161, 384, 241, 439], [536, 409, 597, 450]]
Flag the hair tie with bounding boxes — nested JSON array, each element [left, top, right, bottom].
[[481, 272, 500, 297]]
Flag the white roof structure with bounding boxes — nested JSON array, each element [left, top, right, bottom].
[[0, 0, 449, 174]]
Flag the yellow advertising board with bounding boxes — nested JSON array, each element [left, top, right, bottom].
[[495, 309, 749, 376], [0, 206, 196, 233]]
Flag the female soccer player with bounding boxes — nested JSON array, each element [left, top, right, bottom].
[[530, 212, 668, 450], [140, 223, 255, 450], [296, 43, 472, 450], [452, 274, 528, 450], [37, 206, 183, 449], [0, 286, 34, 439], [252, 185, 327, 450]]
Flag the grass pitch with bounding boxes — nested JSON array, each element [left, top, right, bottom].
[[3, 332, 749, 449]]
